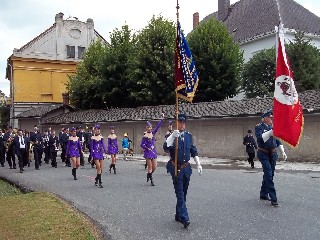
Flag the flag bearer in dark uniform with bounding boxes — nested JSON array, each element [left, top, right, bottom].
[[49, 130, 60, 168], [60, 128, 71, 167], [243, 129, 257, 168], [59, 127, 65, 162], [164, 113, 203, 228], [30, 125, 43, 170], [14, 129, 29, 173], [0, 129, 5, 167], [255, 110, 287, 207]]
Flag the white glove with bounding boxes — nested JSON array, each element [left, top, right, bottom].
[[262, 130, 273, 142], [166, 130, 180, 147], [278, 145, 287, 161], [194, 156, 202, 175]]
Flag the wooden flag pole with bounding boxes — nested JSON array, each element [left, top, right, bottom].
[[174, 0, 180, 178]]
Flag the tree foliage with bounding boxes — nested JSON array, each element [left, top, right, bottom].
[[187, 18, 244, 101], [242, 31, 320, 98], [128, 15, 176, 106]]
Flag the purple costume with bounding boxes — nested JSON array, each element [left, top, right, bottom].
[[66, 138, 82, 158], [140, 119, 164, 159], [108, 134, 118, 155], [90, 137, 107, 160]]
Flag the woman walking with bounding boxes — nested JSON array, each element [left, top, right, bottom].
[[90, 124, 107, 188], [66, 127, 82, 180], [140, 114, 164, 186], [108, 126, 118, 174]]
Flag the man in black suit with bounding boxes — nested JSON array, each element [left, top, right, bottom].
[[0, 129, 5, 167], [243, 129, 258, 168], [49, 130, 60, 168], [14, 129, 29, 173], [30, 125, 43, 170]]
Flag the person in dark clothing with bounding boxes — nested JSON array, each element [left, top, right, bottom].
[[243, 129, 258, 168], [30, 125, 43, 170], [14, 129, 29, 173], [0, 129, 5, 167], [49, 130, 60, 168]]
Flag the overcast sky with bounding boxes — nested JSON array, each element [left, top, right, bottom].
[[0, 0, 319, 96]]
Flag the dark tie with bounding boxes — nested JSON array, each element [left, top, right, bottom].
[[180, 133, 184, 142], [21, 137, 24, 145]]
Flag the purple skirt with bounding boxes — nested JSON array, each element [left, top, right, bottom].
[[92, 152, 104, 160], [144, 148, 157, 159]]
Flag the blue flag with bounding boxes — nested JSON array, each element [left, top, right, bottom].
[[175, 21, 199, 102]]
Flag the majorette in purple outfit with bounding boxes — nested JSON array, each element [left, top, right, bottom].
[[108, 134, 118, 155], [90, 137, 107, 160], [140, 119, 164, 159], [66, 137, 82, 158]]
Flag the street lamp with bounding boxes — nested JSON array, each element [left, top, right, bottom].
[[8, 63, 14, 127]]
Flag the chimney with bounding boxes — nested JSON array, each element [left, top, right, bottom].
[[62, 92, 69, 106], [193, 12, 199, 30], [218, 0, 230, 21], [55, 12, 64, 23]]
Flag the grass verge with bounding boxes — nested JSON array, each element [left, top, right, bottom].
[[0, 180, 102, 240]]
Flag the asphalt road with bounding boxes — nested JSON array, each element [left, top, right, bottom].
[[1, 159, 320, 240]]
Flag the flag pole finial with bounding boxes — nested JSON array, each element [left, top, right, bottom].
[[176, 0, 180, 21]]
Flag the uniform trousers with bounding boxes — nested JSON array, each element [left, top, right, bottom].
[[258, 151, 277, 202]]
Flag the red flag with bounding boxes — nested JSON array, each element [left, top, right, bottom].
[[273, 24, 304, 148]]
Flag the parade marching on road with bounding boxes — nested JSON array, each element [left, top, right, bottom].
[[1, 152, 320, 240]]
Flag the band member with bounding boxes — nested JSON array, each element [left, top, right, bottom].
[[66, 127, 82, 180], [90, 124, 107, 188], [164, 113, 203, 228], [0, 129, 5, 167], [14, 129, 29, 173], [255, 110, 287, 206], [30, 125, 43, 170], [76, 126, 85, 166], [140, 113, 164, 186], [108, 126, 118, 174], [85, 126, 94, 167], [43, 131, 50, 164], [49, 130, 60, 168], [60, 128, 71, 167], [4, 127, 16, 169], [243, 129, 258, 168]]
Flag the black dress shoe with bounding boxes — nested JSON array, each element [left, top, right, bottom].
[[271, 202, 279, 207], [182, 221, 190, 228], [260, 196, 271, 201], [175, 214, 181, 222], [20, 170, 23, 173], [13, 166, 17, 169], [35, 168, 40, 170]]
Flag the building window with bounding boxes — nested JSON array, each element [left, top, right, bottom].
[[66, 45, 75, 58], [78, 46, 85, 59]]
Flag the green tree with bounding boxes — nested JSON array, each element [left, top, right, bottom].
[[287, 31, 320, 92], [128, 15, 176, 106], [0, 92, 9, 128], [99, 24, 136, 108], [242, 48, 276, 98], [242, 31, 320, 98], [67, 39, 107, 109], [187, 18, 244, 101]]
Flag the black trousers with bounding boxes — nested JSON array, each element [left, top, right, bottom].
[[33, 146, 42, 169], [17, 148, 28, 170], [44, 146, 50, 163], [7, 146, 16, 167], [0, 148, 5, 166], [61, 145, 66, 162], [247, 152, 255, 164], [51, 151, 57, 167]]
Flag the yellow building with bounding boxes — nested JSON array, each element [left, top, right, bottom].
[[6, 12, 105, 127]]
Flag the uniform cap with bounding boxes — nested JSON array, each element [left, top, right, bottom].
[[261, 110, 273, 118], [110, 125, 114, 130], [146, 121, 152, 127], [168, 120, 173, 126], [178, 113, 187, 122], [95, 124, 101, 129], [70, 127, 76, 131]]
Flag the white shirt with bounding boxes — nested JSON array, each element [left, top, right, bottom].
[[19, 136, 25, 149]]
